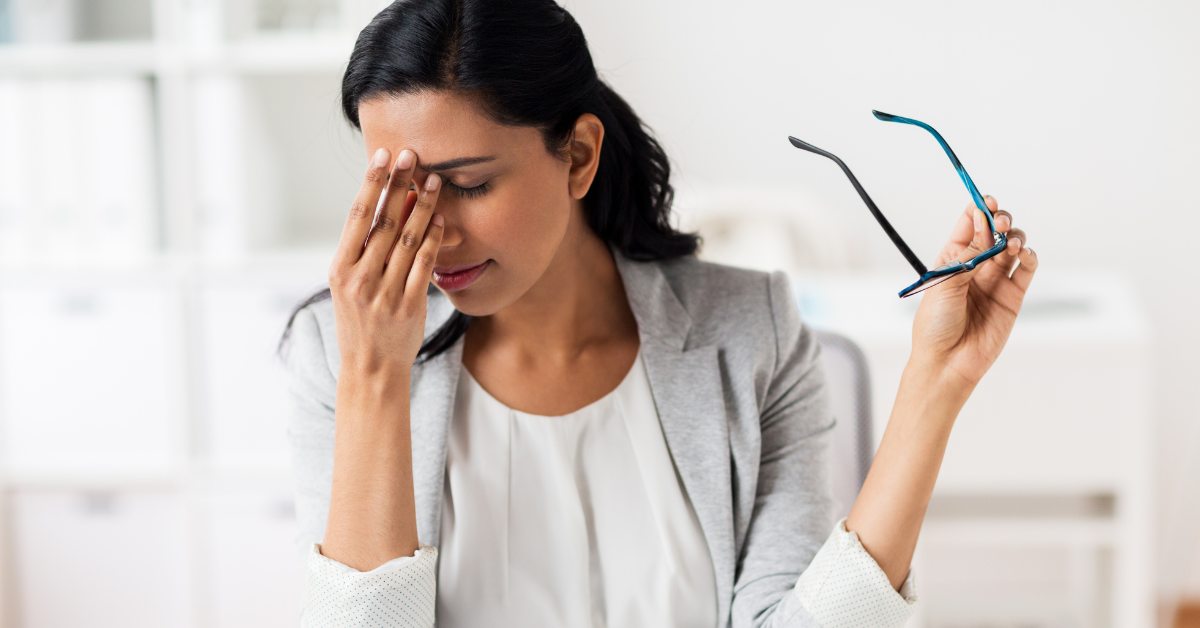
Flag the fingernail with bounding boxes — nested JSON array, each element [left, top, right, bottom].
[[372, 147, 390, 167], [397, 150, 414, 170], [425, 173, 440, 191], [432, 214, 444, 226], [1025, 246, 1035, 256], [974, 210, 983, 232]]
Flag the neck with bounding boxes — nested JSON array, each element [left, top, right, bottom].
[[466, 204, 638, 364]]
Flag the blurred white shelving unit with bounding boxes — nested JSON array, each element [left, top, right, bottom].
[[0, 0, 384, 625], [793, 270, 1154, 628]]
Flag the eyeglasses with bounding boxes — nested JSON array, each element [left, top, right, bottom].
[[789, 111, 1007, 298]]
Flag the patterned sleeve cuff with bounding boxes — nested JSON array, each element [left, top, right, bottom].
[[303, 543, 439, 628], [794, 518, 917, 628]]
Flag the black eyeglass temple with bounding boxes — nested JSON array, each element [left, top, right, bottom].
[[788, 136, 928, 276]]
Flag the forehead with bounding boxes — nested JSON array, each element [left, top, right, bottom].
[[358, 91, 537, 163]]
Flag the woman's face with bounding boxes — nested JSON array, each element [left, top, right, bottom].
[[358, 90, 592, 317]]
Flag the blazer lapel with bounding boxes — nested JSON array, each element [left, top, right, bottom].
[[614, 250, 736, 624], [409, 297, 464, 548]]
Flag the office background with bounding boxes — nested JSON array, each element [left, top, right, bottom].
[[0, 0, 1196, 626]]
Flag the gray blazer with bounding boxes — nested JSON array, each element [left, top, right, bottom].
[[283, 248, 836, 627]]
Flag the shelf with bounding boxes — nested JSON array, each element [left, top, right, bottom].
[[0, 36, 356, 76], [0, 5, 399, 626], [0, 469, 188, 489], [192, 245, 337, 271], [192, 466, 294, 486], [0, 465, 294, 490], [188, 36, 356, 74], [793, 270, 1150, 349], [921, 517, 1117, 548], [0, 41, 157, 75], [0, 246, 336, 276]]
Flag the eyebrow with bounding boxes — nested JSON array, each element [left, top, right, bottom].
[[418, 156, 497, 172]]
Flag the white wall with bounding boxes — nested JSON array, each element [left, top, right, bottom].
[[566, 0, 1200, 602]]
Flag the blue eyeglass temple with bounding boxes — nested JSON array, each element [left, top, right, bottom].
[[788, 111, 1007, 298], [871, 110, 995, 232]]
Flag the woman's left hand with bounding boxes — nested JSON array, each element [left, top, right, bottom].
[[911, 196, 1039, 388], [846, 196, 1038, 588]]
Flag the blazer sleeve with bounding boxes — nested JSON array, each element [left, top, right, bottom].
[[281, 305, 337, 564], [281, 304, 439, 628], [729, 272, 915, 628]]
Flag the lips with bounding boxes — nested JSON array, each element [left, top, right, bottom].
[[432, 260, 490, 292]]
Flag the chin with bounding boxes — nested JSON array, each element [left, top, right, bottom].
[[435, 284, 509, 318]]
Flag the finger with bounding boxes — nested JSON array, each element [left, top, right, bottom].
[[978, 225, 1024, 278], [386, 173, 442, 282], [993, 209, 1013, 234], [955, 207, 994, 263], [937, 195, 1005, 268], [1005, 227, 1026, 254], [943, 194, 997, 255], [945, 204, 977, 252], [974, 193, 1009, 232], [403, 214, 445, 301], [1011, 246, 1038, 291], [332, 147, 392, 269], [362, 149, 417, 272], [383, 189, 420, 265], [978, 194, 1011, 231]]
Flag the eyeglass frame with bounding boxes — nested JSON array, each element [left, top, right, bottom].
[[788, 110, 1007, 298]]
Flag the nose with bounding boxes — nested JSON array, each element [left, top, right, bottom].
[[438, 219, 464, 248]]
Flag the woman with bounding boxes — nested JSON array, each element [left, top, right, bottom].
[[280, 0, 1037, 626]]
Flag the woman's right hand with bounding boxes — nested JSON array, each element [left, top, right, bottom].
[[321, 147, 443, 570], [329, 147, 445, 378]]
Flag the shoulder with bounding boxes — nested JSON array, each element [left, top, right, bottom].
[[643, 255, 825, 431], [652, 255, 802, 354], [279, 296, 339, 408]]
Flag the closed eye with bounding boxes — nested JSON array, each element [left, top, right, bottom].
[[408, 177, 492, 198], [446, 180, 490, 199]]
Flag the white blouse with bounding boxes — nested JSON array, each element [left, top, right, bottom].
[[303, 351, 917, 627], [437, 351, 718, 628]]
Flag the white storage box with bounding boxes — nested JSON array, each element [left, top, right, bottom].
[[201, 484, 304, 628], [0, 273, 186, 478], [10, 488, 192, 628]]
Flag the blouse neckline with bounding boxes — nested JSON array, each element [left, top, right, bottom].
[[458, 349, 644, 420]]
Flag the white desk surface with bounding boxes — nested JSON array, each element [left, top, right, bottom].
[[791, 269, 1150, 349]]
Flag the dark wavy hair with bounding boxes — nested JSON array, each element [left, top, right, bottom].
[[279, 0, 699, 361]]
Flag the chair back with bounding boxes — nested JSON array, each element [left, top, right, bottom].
[[814, 330, 874, 521]]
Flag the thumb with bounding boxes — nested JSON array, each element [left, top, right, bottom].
[[957, 207, 993, 263]]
